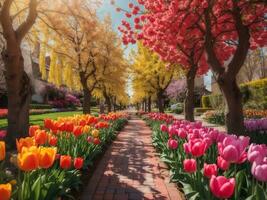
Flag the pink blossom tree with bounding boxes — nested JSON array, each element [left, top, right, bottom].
[[116, 0, 266, 134]]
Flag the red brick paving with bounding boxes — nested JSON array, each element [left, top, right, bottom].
[[81, 117, 184, 200]]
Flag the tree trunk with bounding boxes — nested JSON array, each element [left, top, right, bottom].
[[219, 77, 245, 134], [148, 96, 152, 112], [3, 50, 31, 148], [113, 97, 117, 112], [184, 66, 197, 122], [82, 87, 91, 114], [144, 100, 148, 112], [157, 91, 164, 113], [105, 96, 112, 113], [99, 100, 105, 114]]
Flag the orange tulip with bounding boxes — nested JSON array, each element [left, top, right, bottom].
[[17, 146, 39, 171], [16, 137, 36, 153], [73, 126, 83, 137], [0, 141, 5, 161], [38, 147, 57, 169], [49, 135, 58, 146], [29, 125, 40, 137], [44, 118, 54, 130], [34, 130, 48, 145], [0, 183, 11, 200]]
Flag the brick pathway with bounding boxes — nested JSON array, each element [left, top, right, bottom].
[[81, 117, 183, 200]]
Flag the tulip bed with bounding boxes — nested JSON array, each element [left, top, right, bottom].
[[143, 113, 267, 200], [0, 112, 128, 200]]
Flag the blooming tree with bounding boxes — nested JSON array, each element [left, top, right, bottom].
[[116, 0, 266, 133]]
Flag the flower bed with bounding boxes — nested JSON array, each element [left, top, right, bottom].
[[143, 112, 267, 200], [203, 110, 267, 144], [0, 112, 128, 200]]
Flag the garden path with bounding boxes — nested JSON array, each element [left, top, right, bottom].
[[81, 116, 183, 200]]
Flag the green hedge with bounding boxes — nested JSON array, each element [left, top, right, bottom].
[[195, 107, 213, 114], [30, 104, 52, 109], [202, 78, 267, 109]]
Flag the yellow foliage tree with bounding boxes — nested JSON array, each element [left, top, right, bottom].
[[131, 43, 182, 112]]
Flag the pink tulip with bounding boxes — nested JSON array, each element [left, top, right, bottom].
[[183, 143, 190, 154], [251, 158, 267, 182], [168, 125, 177, 136], [247, 144, 267, 163], [178, 128, 187, 139], [160, 124, 168, 132], [183, 159, 197, 173], [209, 176, 235, 199], [217, 156, 230, 171], [204, 163, 218, 178], [218, 135, 249, 163], [189, 138, 207, 157], [168, 139, 178, 150]]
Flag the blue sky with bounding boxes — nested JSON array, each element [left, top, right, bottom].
[[98, 0, 137, 58]]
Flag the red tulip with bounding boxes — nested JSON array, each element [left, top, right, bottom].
[[73, 126, 83, 137], [60, 155, 72, 169], [204, 163, 218, 178], [74, 157, 84, 169], [168, 139, 178, 150], [217, 156, 230, 171], [29, 125, 40, 137], [209, 176, 235, 199], [93, 138, 101, 145], [160, 124, 168, 132], [34, 130, 48, 145], [44, 119, 54, 130], [183, 159, 197, 173], [190, 138, 207, 157], [49, 136, 58, 146]]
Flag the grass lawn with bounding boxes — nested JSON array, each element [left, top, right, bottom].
[[0, 107, 99, 129]]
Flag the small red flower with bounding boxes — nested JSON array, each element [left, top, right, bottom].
[[60, 155, 72, 169], [74, 157, 84, 169]]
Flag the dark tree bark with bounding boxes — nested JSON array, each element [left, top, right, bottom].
[[148, 96, 152, 112], [157, 91, 164, 113], [204, 4, 249, 134], [3, 53, 32, 146], [0, 0, 37, 147], [218, 77, 244, 134], [184, 66, 197, 122], [82, 87, 91, 114], [144, 99, 147, 112], [99, 100, 105, 114], [80, 73, 91, 114], [105, 95, 112, 113]]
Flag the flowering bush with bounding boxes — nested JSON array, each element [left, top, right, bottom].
[[1, 112, 128, 200], [145, 112, 267, 200]]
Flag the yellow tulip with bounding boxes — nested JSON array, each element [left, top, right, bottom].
[[91, 129, 99, 138], [83, 125, 90, 133], [17, 146, 39, 171], [0, 141, 5, 161], [38, 147, 57, 169]]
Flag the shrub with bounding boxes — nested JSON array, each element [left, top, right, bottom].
[[201, 96, 211, 108], [204, 78, 267, 110], [195, 107, 213, 114], [30, 104, 52, 109], [203, 110, 225, 125]]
